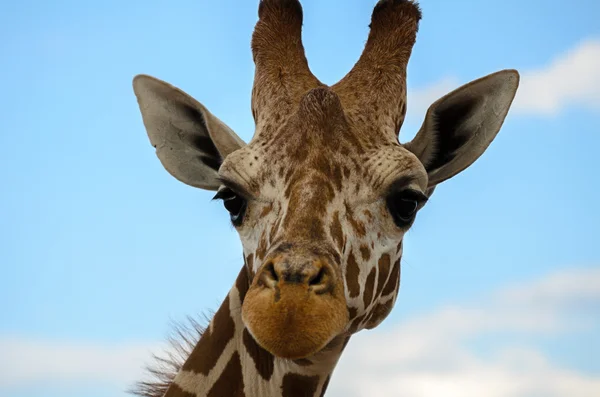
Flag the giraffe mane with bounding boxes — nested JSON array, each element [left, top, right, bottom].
[[129, 314, 213, 397]]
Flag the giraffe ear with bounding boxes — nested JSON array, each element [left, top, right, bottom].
[[404, 69, 519, 188], [133, 75, 246, 191]]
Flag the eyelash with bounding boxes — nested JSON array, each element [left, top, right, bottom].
[[213, 187, 248, 226], [386, 189, 428, 228]]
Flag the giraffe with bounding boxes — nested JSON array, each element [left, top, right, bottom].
[[131, 0, 519, 396]]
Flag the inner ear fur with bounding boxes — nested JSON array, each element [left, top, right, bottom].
[[405, 69, 519, 187], [133, 75, 245, 191]]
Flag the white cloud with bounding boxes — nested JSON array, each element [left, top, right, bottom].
[[0, 338, 161, 389], [406, 38, 600, 121], [513, 39, 600, 115], [1, 267, 598, 396], [497, 267, 600, 305]]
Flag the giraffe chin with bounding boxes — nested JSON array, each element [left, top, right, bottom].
[[241, 282, 349, 359]]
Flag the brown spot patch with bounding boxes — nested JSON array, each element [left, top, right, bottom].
[[332, 165, 343, 190], [363, 310, 376, 328], [245, 254, 254, 271], [381, 258, 401, 297], [260, 203, 274, 217], [281, 373, 320, 397], [345, 251, 360, 298], [348, 306, 358, 320], [349, 312, 369, 333], [256, 231, 268, 261], [307, 218, 325, 240], [375, 254, 391, 298], [363, 267, 377, 309], [237, 266, 250, 301], [293, 358, 313, 367], [366, 299, 395, 329], [330, 211, 344, 251], [359, 245, 371, 261], [284, 167, 295, 186], [281, 174, 330, 241], [243, 328, 275, 380], [344, 202, 366, 237], [343, 166, 351, 179], [207, 351, 244, 397], [269, 216, 282, 243], [181, 296, 235, 375]]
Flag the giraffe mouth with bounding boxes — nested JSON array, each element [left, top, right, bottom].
[[241, 257, 348, 359]]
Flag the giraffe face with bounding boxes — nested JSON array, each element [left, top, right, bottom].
[[217, 88, 429, 358], [133, 0, 519, 364]]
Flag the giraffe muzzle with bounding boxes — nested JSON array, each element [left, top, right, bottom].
[[241, 255, 348, 359]]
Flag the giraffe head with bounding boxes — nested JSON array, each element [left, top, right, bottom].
[[133, 0, 518, 360]]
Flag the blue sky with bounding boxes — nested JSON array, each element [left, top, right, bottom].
[[1, 1, 599, 396]]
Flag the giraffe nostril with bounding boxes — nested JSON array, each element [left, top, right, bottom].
[[257, 261, 280, 289], [258, 258, 334, 293], [266, 262, 279, 282], [308, 266, 326, 286]]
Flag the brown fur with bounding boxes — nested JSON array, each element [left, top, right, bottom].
[[375, 253, 392, 298], [130, 0, 520, 394], [344, 202, 367, 237], [149, 25, 408, 390], [359, 245, 371, 261], [255, 230, 268, 261], [242, 253, 348, 359], [281, 373, 321, 397], [366, 300, 396, 329], [181, 296, 235, 374], [206, 351, 244, 396], [251, 0, 322, 134], [381, 258, 401, 297], [362, 268, 377, 309], [345, 250, 361, 298], [329, 211, 344, 252], [348, 312, 369, 333], [333, 0, 421, 140], [243, 328, 275, 380]]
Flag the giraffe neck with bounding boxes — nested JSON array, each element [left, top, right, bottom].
[[164, 267, 349, 397]]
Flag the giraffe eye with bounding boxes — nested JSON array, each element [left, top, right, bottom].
[[386, 189, 427, 228], [213, 188, 247, 226]]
